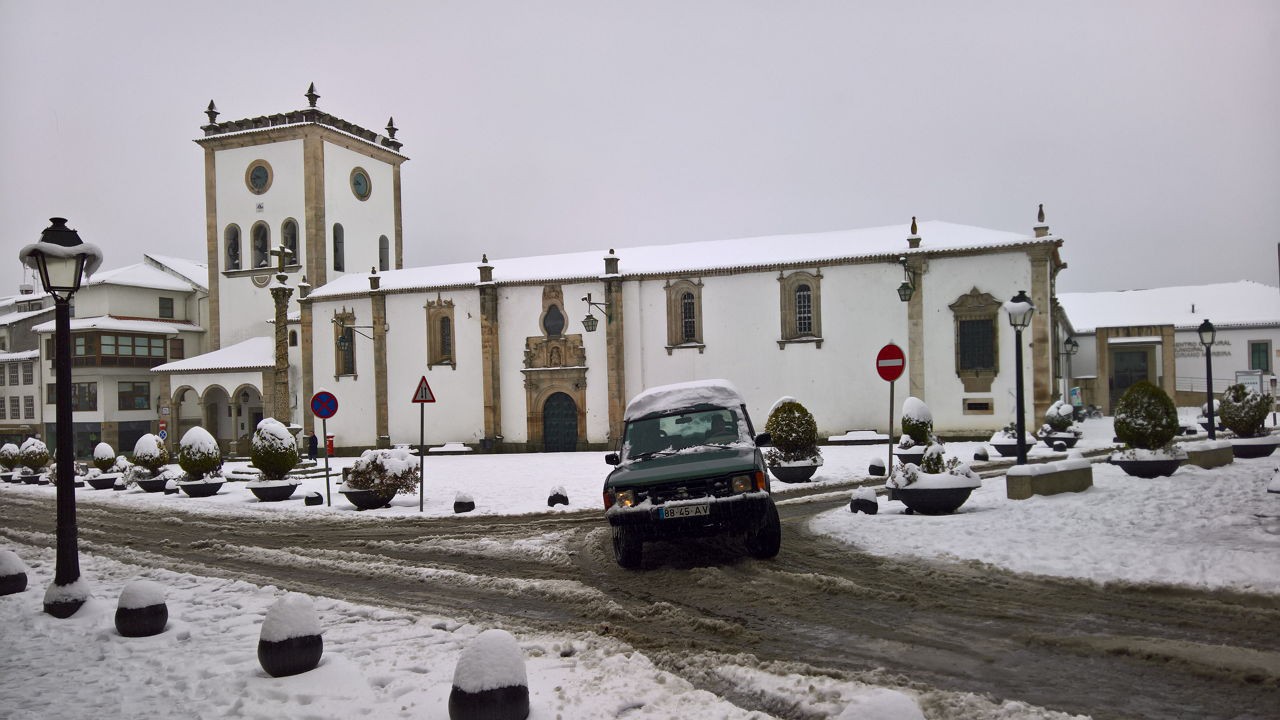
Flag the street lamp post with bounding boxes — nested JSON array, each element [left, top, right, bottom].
[[18, 218, 102, 618], [1004, 290, 1035, 465], [1061, 336, 1079, 404], [1198, 319, 1216, 440]]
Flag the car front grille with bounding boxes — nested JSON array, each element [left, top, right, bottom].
[[642, 475, 736, 505]]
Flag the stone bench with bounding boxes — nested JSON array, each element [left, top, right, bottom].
[[1183, 440, 1234, 470], [1006, 458, 1093, 500]]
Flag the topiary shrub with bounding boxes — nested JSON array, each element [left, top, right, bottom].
[[1218, 383, 1273, 438], [93, 442, 116, 472], [1113, 381, 1179, 450], [0, 443, 19, 472], [1042, 400, 1076, 434], [132, 434, 169, 474], [251, 418, 300, 481], [764, 398, 821, 464], [345, 448, 419, 496], [899, 397, 934, 448], [178, 426, 223, 479], [19, 438, 50, 473]]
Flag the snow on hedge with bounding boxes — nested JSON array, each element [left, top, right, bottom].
[[133, 434, 163, 461], [902, 397, 931, 423], [180, 426, 218, 454], [253, 418, 295, 452], [94, 443, 115, 462]]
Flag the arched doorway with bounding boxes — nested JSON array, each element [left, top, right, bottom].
[[542, 392, 578, 452]]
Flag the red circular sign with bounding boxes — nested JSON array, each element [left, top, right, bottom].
[[876, 343, 905, 382]]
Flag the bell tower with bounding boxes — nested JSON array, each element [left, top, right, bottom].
[[195, 83, 408, 348]]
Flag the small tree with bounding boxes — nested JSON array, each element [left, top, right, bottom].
[[764, 399, 820, 464], [899, 397, 934, 448], [0, 443, 19, 472], [132, 434, 169, 474], [1113, 381, 1179, 450], [1042, 400, 1077, 434], [251, 418, 300, 481], [19, 437, 49, 473], [93, 442, 116, 473], [345, 448, 419, 496], [1218, 383, 1273, 438], [178, 426, 223, 479]]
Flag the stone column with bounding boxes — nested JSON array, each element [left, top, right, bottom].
[[604, 252, 626, 444], [478, 257, 502, 444], [269, 278, 294, 424], [299, 286, 314, 436], [1029, 248, 1053, 424], [156, 374, 173, 452], [906, 256, 925, 402], [370, 274, 390, 448]]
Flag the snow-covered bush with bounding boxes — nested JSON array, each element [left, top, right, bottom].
[[899, 397, 933, 447], [251, 418, 299, 481], [93, 442, 116, 472], [888, 444, 978, 489], [1042, 400, 1078, 434], [19, 438, 49, 473], [0, 443, 19, 471], [1113, 381, 1179, 450], [764, 398, 821, 464], [1218, 383, 1273, 438], [345, 448, 419, 496], [131, 434, 169, 474], [178, 426, 222, 479]]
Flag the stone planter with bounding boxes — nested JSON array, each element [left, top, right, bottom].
[[1006, 463, 1093, 500], [887, 486, 975, 515], [1111, 457, 1183, 478], [340, 487, 394, 510], [135, 476, 168, 493], [1185, 442, 1234, 469], [116, 603, 168, 637], [178, 480, 224, 498], [989, 442, 1025, 458], [248, 482, 301, 502], [20, 473, 44, 485], [85, 473, 120, 490], [1038, 433, 1080, 449], [892, 448, 926, 466], [0, 471, 14, 483], [1231, 437, 1279, 459], [768, 463, 819, 483], [258, 634, 323, 678], [0, 571, 27, 596]]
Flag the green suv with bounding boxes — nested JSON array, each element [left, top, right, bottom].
[[603, 379, 781, 568]]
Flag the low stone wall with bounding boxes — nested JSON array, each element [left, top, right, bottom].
[[1183, 440, 1234, 470], [1006, 459, 1093, 500]]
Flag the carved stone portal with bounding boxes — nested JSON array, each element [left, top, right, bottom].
[[523, 285, 588, 450]]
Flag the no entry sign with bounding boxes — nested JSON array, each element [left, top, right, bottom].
[[876, 343, 905, 382]]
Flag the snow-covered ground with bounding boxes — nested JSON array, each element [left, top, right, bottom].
[[2, 416, 1276, 719]]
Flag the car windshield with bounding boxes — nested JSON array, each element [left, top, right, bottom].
[[623, 407, 743, 459]]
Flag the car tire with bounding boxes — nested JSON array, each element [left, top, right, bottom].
[[745, 501, 781, 559], [612, 527, 643, 569]]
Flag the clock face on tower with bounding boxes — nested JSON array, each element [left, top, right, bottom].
[[350, 167, 371, 201], [245, 161, 272, 194]]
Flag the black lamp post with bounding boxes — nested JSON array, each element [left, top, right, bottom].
[[896, 256, 915, 302], [1062, 336, 1079, 404], [1198, 319, 1216, 440], [18, 218, 102, 618], [1005, 290, 1035, 465], [580, 292, 609, 332]]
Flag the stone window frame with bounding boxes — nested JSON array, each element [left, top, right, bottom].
[[281, 218, 300, 263], [332, 223, 345, 272], [378, 235, 390, 272], [288, 330, 298, 348], [778, 270, 823, 349], [664, 278, 705, 354], [426, 296, 457, 370], [224, 224, 242, 271], [250, 221, 271, 269], [949, 288, 1002, 393], [334, 309, 357, 379]]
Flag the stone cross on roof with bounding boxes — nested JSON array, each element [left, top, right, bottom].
[[270, 244, 294, 274]]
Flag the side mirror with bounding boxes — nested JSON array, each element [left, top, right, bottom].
[[754, 432, 771, 447], [605, 453, 620, 466]]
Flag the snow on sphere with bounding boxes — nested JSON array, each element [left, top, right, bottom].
[[836, 687, 925, 720], [261, 593, 322, 643], [133, 434, 161, 459], [180, 426, 218, 454], [452, 628, 527, 693], [852, 487, 877, 503], [902, 397, 932, 423], [94, 442, 115, 462], [0, 549, 28, 575], [869, 457, 885, 469], [768, 395, 798, 416], [455, 491, 474, 503], [20, 437, 48, 455], [254, 417, 295, 450], [118, 579, 166, 609]]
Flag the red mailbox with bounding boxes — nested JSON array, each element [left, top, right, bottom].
[[325, 434, 335, 457]]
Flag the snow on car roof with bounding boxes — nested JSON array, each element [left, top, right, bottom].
[[624, 379, 746, 421]]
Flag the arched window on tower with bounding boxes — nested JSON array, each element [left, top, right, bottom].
[[664, 278, 704, 351], [681, 292, 697, 343], [332, 224, 345, 272], [288, 330, 298, 347], [282, 219, 299, 262], [378, 235, 390, 272], [224, 225, 241, 271], [251, 222, 270, 268]]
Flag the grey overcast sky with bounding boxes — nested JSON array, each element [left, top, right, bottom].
[[2, 0, 1278, 295]]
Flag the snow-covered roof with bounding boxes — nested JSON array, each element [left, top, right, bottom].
[[87, 262, 200, 293], [152, 336, 272, 373], [308, 220, 1049, 300], [0, 305, 54, 327], [145, 254, 208, 292], [0, 350, 39, 362], [1059, 281, 1280, 333], [32, 316, 204, 335], [624, 379, 747, 420]]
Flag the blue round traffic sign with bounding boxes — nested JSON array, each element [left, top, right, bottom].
[[311, 391, 338, 419]]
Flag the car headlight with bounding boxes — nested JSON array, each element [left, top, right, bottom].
[[731, 474, 753, 493], [616, 489, 636, 508]]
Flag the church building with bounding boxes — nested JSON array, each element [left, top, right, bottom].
[[156, 88, 1071, 453]]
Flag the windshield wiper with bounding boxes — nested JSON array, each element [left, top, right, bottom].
[[627, 449, 678, 462]]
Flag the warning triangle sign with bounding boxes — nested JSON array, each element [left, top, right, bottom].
[[412, 376, 436, 403]]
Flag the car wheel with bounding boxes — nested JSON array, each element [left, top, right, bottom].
[[612, 527, 643, 569], [745, 501, 781, 559]]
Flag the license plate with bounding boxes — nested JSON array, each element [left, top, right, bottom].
[[662, 503, 710, 519]]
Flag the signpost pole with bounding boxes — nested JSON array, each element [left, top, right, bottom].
[[419, 403, 425, 512], [875, 343, 906, 477], [888, 379, 895, 474], [322, 416, 331, 507]]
